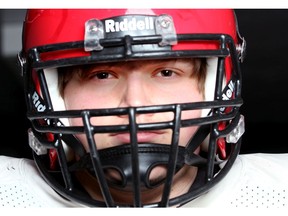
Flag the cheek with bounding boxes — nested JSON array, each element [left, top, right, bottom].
[[64, 81, 85, 110], [179, 126, 198, 147], [63, 80, 114, 110], [64, 91, 98, 110], [172, 83, 204, 147], [74, 133, 111, 152], [179, 109, 202, 147], [159, 81, 203, 105]]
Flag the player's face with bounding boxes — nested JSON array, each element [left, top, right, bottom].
[[63, 58, 204, 151], [63, 58, 204, 202]]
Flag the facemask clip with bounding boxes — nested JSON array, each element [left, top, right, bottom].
[[28, 128, 48, 155], [155, 14, 177, 46], [84, 18, 105, 51], [226, 114, 245, 143]]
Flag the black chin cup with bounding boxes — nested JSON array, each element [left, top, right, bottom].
[[70, 143, 207, 192], [98, 144, 186, 191], [70, 143, 205, 192]]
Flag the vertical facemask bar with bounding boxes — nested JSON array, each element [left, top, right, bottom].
[[39, 69, 75, 187], [159, 104, 182, 207], [29, 47, 52, 112], [128, 107, 142, 207], [206, 55, 226, 181], [56, 136, 75, 190], [228, 37, 243, 100], [82, 111, 115, 207], [38, 69, 53, 111]]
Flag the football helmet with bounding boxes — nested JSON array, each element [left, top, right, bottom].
[[18, 9, 246, 207]]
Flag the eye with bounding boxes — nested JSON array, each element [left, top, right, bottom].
[[157, 69, 175, 77], [95, 72, 110, 79], [90, 71, 116, 80]]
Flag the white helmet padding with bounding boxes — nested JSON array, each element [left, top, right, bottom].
[[44, 68, 74, 160], [45, 57, 220, 116]]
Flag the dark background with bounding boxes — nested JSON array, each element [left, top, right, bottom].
[[0, 9, 287, 159]]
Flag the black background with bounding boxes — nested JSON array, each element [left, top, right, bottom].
[[236, 9, 288, 154], [0, 9, 287, 159]]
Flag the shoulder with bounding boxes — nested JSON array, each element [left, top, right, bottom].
[[238, 152, 288, 162], [182, 153, 288, 208], [237, 153, 288, 176], [0, 155, 81, 207], [229, 153, 288, 207], [0, 155, 37, 178]]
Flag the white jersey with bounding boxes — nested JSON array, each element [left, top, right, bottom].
[[183, 153, 288, 208], [0, 156, 81, 207], [0, 153, 287, 208]]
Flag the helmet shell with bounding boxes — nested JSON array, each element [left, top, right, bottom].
[[23, 9, 238, 58]]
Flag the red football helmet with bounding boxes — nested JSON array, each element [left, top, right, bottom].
[[18, 9, 246, 207]]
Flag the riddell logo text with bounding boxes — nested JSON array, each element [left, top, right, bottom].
[[105, 17, 154, 33], [32, 91, 46, 112], [220, 80, 235, 112], [222, 80, 234, 101]]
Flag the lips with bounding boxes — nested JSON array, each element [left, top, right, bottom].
[[110, 131, 166, 144]]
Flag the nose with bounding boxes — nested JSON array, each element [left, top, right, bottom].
[[119, 73, 151, 108]]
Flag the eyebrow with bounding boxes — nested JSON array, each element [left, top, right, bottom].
[[87, 59, 186, 69]]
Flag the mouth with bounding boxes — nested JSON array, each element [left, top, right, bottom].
[[110, 130, 167, 144]]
